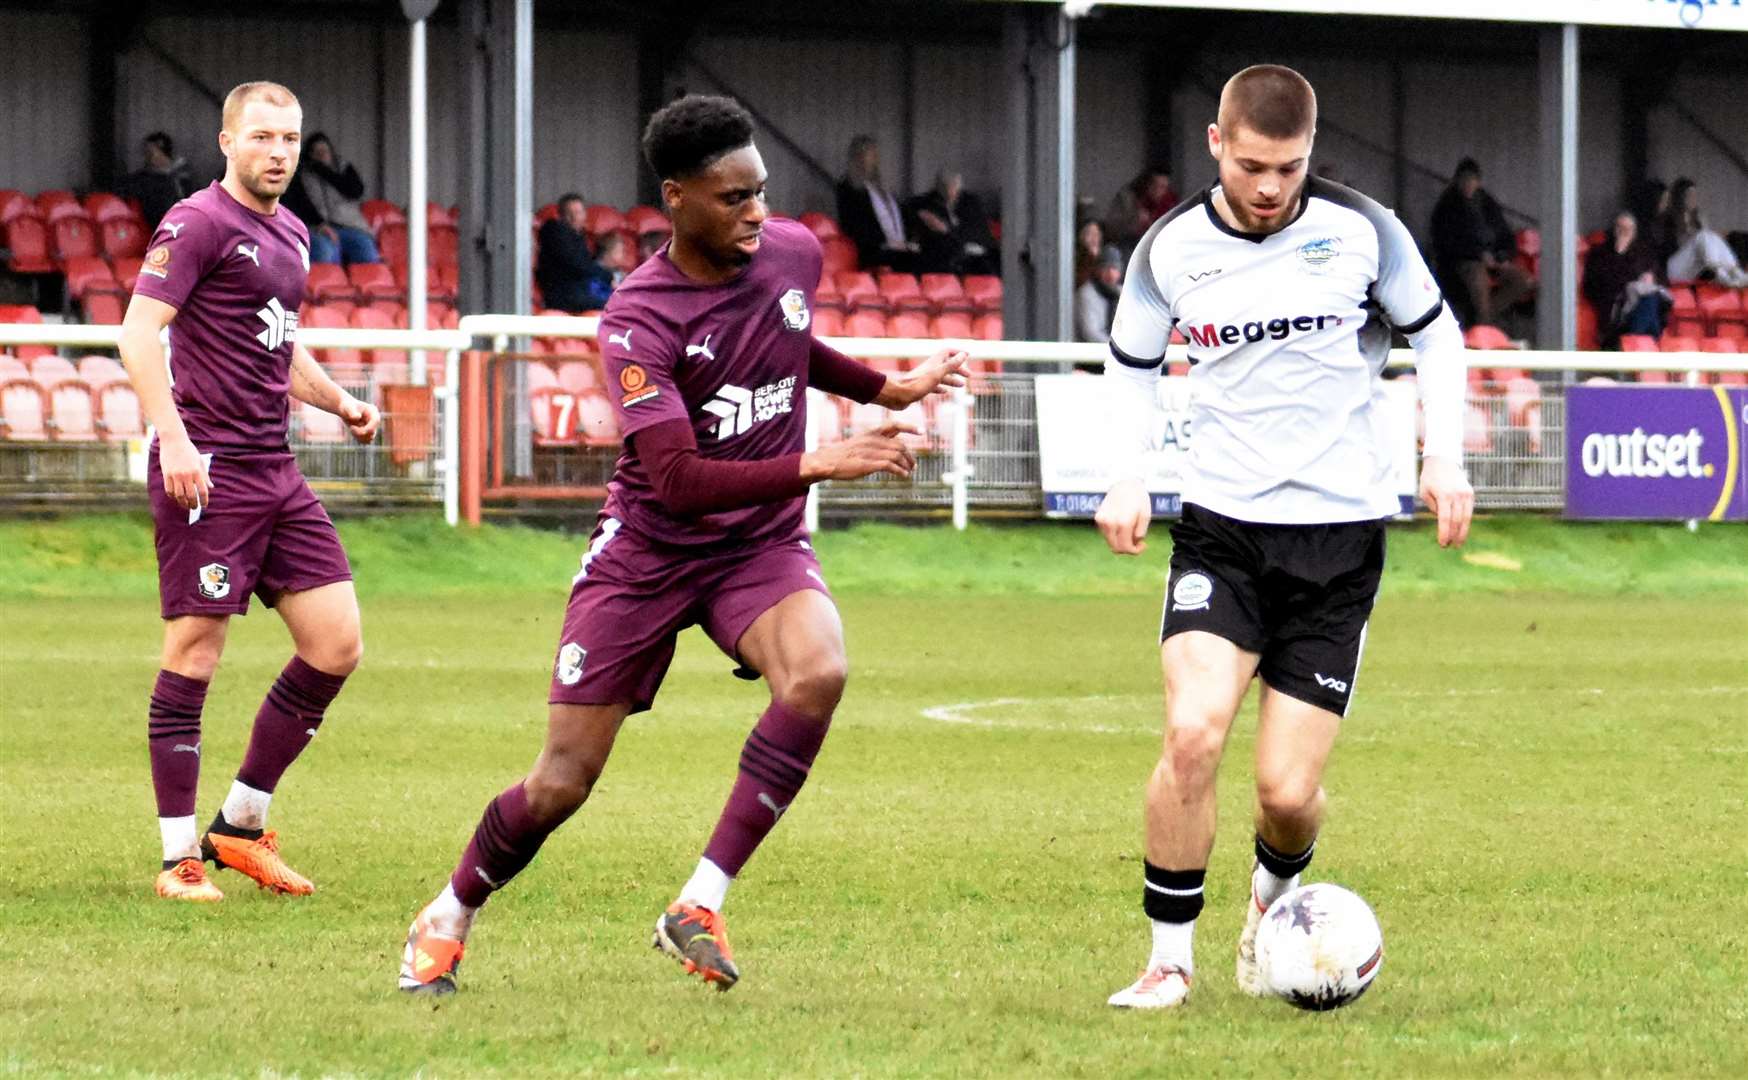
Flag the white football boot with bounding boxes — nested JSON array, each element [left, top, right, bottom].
[[1107, 965, 1192, 1009], [1235, 876, 1271, 997]]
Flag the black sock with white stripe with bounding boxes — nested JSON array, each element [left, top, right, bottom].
[[1143, 862, 1204, 974], [1253, 834, 1316, 910]]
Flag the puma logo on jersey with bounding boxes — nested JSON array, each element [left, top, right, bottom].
[[1179, 313, 1343, 349], [255, 296, 298, 351], [685, 334, 715, 360], [1314, 673, 1349, 693], [608, 329, 633, 351], [164, 222, 185, 239], [236, 243, 261, 267]]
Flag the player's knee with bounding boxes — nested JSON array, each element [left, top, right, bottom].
[[774, 654, 848, 717], [306, 623, 363, 675], [525, 758, 600, 822], [1257, 774, 1323, 823], [1164, 720, 1225, 782], [164, 627, 225, 680]]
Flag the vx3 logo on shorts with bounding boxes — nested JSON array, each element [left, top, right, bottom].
[[607, 328, 634, 351], [685, 334, 716, 361], [758, 793, 789, 823], [1314, 673, 1349, 693]]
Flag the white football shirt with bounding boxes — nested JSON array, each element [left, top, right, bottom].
[[1106, 176, 1465, 524]]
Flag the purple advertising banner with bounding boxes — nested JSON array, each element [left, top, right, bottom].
[[1565, 386, 1748, 521]]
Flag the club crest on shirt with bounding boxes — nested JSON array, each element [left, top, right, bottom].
[[197, 562, 231, 600], [556, 642, 586, 686], [142, 245, 171, 279], [777, 288, 810, 332], [1296, 237, 1340, 274], [619, 364, 659, 407]]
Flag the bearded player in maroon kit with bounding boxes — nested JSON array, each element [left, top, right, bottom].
[[398, 94, 967, 994], [119, 81, 381, 903]]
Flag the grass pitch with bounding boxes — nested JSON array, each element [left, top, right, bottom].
[[2, 515, 1745, 1077]]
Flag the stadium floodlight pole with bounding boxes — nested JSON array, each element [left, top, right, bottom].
[[405, 0, 437, 386]]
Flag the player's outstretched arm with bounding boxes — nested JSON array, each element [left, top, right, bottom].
[[290, 344, 380, 443], [800, 423, 919, 482], [119, 293, 208, 511], [872, 348, 969, 409], [1405, 307, 1474, 548]]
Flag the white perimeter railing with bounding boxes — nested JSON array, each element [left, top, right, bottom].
[[5, 316, 1747, 528]]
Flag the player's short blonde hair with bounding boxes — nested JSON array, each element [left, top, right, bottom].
[[222, 81, 301, 132], [1217, 65, 1316, 141]]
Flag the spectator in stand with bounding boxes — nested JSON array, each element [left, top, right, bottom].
[[1074, 219, 1106, 289], [117, 132, 196, 228], [283, 133, 380, 265], [834, 135, 921, 272], [907, 169, 999, 276], [1429, 157, 1533, 329], [1631, 179, 1673, 271], [1661, 177, 1748, 286], [636, 229, 667, 268], [596, 230, 635, 286], [1102, 168, 1177, 257], [1074, 243, 1125, 345], [1582, 210, 1671, 349], [535, 193, 614, 313]]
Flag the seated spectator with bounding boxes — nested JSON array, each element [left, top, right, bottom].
[[1102, 168, 1177, 256], [284, 133, 380, 265], [1074, 243, 1124, 344], [1583, 211, 1671, 349], [596, 230, 634, 286], [636, 229, 667, 267], [1430, 157, 1533, 328], [1632, 178, 1672, 272], [116, 132, 195, 228], [1073, 219, 1105, 288], [535, 193, 613, 313], [907, 170, 999, 276], [834, 135, 921, 272], [1661, 177, 1748, 286]]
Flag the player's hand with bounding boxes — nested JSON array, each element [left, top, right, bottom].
[[876, 348, 969, 408], [339, 393, 381, 443], [159, 434, 211, 512], [1095, 476, 1152, 555], [1420, 455, 1474, 548], [802, 423, 919, 481]]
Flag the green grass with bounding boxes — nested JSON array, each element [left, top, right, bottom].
[[1, 516, 1745, 1076]]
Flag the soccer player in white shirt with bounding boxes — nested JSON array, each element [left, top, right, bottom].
[[1097, 65, 1473, 1009]]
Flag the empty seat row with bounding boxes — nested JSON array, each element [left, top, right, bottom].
[[815, 310, 1003, 341], [818, 272, 1002, 317]]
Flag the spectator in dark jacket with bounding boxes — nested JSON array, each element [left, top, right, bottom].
[[535, 193, 614, 313], [116, 132, 195, 229], [907, 170, 999, 276], [1582, 211, 1670, 348], [283, 133, 380, 265], [1430, 157, 1533, 328], [834, 135, 921, 273]]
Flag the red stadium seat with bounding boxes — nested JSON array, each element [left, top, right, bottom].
[[625, 205, 669, 235], [1711, 371, 1748, 386], [524, 361, 560, 392], [1715, 323, 1747, 342], [1700, 337, 1739, 354], [100, 218, 149, 261], [81, 293, 125, 325], [972, 313, 1004, 341], [376, 222, 409, 269], [5, 217, 56, 273], [44, 200, 90, 226], [83, 193, 137, 223], [584, 205, 625, 237], [878, 273, 929, 313], [1462, 325, 1516, 350], [298, 399, 348, 442], [528, 386, 576, 445], [920, 273, 972, 314], [1698, 288, 1746, 335], [34, 190, 78, 217], [0, 190, 33, 223], [307, 263, 357, 304], [577, 391, 619, 446], [963, 275, 1003, 315], [348, 305, 409, 370], [1576, 298, 1600, 351], [361, 199, 404, 234], [835, 272, 884, 313], [48, 380, 98, 441], [428, 224, 460, 268], [812, 308, 844, 337], [424, 302, 460, 330], [301, 304, 352, 330], [931, 312, 973, 339], [1659, 335, 1700, 354], [112, 255, 144, 292], [886, 312, 931, 339], [1503, 376, 1543, 453], [798, 212, 840, 240], [0, 355, 27, 381], [0, 305, 53, 360], [842, 311, 887, 338], [31, 355, 79, 387], [425, 263, 459, 304], [533, 203, 559, 225], [347, 262, 400, 301], [1, 378, 49, 440], [425, 201, 457, 228], [820, 235, 859, 275], [51, 218, 100, 263], [96, 381, 144, 440], [368, 300, 408, 325], [61, 255, 118, 299], [1636, 369, 1672, 384], [78, 355, 128, 388], [1462, 403, 1492, 454], [557, 359, 601, 394], [1618, 334, 1658, 352], [814, 273, 844, 314]]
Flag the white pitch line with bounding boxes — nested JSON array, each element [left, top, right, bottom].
[[920, 695, 1147, 735]]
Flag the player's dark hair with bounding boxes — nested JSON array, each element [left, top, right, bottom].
[[642, 95, 755, 180], [1218, 64, 1316, 140]]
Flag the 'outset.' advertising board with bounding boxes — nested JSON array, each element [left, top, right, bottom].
[[1565, 386, 1748, 521]]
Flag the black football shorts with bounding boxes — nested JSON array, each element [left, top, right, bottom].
[[1159, 502, 1386, 716]]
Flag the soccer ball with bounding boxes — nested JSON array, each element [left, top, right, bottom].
[[1253, 883, 1383, 1010]]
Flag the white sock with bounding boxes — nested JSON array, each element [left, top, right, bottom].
[[425, 883, 478, 940], [676, 857, 732, 913], [159, 815, 199, 863], [220, 780, 272, 832], [1253, 863, 1301, 911], [1148, 919, 1195, 975]]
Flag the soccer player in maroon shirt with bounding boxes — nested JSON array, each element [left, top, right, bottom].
[[119, 81, 381, 903], [398, 95, 968, 994]]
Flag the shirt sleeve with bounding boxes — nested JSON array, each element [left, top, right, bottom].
[[1370, 204, 1447, 336], [1406, 304, 1466, 463], [1104, 232, 1173, 483], [132, 207, 223, 312], [598, 304, 686, 439]]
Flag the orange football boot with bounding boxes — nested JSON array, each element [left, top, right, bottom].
[[202, 829, 314, 895], [398, 909, 466, 995], [653, 903, 740, 990], [155, 858, 224, 902]]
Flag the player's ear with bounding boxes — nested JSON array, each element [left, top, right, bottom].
[[218, 129, 232, 161], [660, 177, 683, 214], [1206, 123, 1222, 162]]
